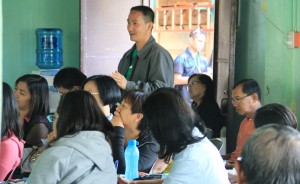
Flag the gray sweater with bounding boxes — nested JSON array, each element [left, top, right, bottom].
[[27, 131, 117, 184]]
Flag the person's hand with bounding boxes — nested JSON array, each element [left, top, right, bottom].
[[225, 160, 235, 169], [47, 131, 56, 142], [111, 115, 124, 128], [139, 172, 149, 177], [228, 173, 238, 184], [112, 71, 127, 90], [111, 106, 124, 127], [118, 176, 133, 184]]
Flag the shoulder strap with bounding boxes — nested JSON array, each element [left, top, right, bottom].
[[70, 164, 97, 184]]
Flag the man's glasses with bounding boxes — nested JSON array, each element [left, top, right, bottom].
[[231, 93, 252, 104]]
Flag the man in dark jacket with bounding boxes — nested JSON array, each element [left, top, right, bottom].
[[112, 6, 174, 93]]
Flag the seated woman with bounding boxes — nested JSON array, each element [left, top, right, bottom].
[[27, 90, 117, 183], [0, 82, 25, 181], [111, 90, 159, 174], [188, 74, 225, 138], [14, 74, 52, 147], [83, 75, 121, 120], [254, 103, 298, 129], [118, 88, 229, 184]]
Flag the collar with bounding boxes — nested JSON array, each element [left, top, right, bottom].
[[125, 36, 156, 60], [186, 47, 198, 59]]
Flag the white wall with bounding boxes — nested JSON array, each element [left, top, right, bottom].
[[81, 0, 140, 77]]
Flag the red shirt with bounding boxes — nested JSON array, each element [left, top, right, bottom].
[[229, 117, 255, 161]]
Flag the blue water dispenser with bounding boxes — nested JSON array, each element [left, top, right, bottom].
[[35, 28, 63, 69]]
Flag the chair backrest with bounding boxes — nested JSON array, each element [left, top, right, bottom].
[[206, 128, 213, 139], [209, 138, 223, 151]]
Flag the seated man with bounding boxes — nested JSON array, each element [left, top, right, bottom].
[[53, 67, 87, 94], [224, 79, 262, 163], [236, 124, 300, 184], [229, 103, 298, 183], [111, 90, 159, 174]]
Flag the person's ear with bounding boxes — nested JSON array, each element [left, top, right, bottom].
[[188, 37, 194, 44], [147, 22, 153, 31], [236, 161, 246, 184], [135, 113, 144, 122], [251, 93, 259, 102], [71, 86, 81, 91]]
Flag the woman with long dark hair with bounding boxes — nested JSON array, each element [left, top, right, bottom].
[[14, 74, 52, 147], [118, 88, 229, 184], [188, 74, 225, 137], [27, 90, 116, 183], [83, 75, 121, 120], [1, 82, 25, 181]]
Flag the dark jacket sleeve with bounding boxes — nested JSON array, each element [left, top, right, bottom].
[[112, 126, 126, 174], [112, 127, 159, 174], [137, 130, 159, 173]]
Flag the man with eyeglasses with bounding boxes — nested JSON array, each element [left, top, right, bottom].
[[224, 79, 262, 164]]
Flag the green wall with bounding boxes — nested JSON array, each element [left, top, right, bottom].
[[3, 0, 80, 87], [1, 0, 3, 126], [235, 0, 300, 121]]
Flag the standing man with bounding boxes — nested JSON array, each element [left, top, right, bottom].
[[224, 79, 262, 163], [174, 28, 211, 103], [112, 6, 174, 93]]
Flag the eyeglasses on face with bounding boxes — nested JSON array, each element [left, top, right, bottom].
[[187, 81, 201, 89], [231, 93, 252, 104]]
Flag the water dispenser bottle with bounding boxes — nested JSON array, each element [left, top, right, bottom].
[[125, 140, 139, 180], [35, 28, 63, 69]]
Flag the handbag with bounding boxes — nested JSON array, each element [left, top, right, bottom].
[[21, 145, 48, 173]]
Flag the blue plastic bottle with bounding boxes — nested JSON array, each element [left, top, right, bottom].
[[125, 140, 139, 180], [35, 28, 63, 69]]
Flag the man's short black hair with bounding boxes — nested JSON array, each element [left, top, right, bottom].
[[53, 67, 87, 90], [233, 79, 262, 101], [130, 5, 154, 23]]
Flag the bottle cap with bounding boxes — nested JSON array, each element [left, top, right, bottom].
[[128, 140, 136, 146]]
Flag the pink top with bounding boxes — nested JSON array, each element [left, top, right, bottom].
[[0, 133, 25, 181], [229, 117, 255, 161]]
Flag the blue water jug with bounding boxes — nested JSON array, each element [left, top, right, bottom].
[[125, 140, 139, 180], [35, 28, 63, 69]]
